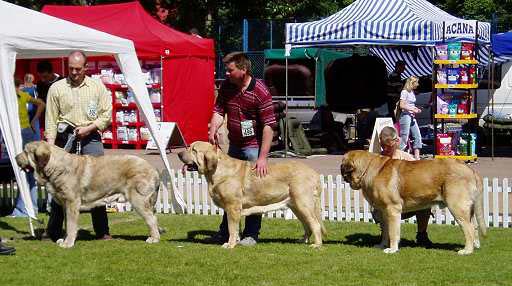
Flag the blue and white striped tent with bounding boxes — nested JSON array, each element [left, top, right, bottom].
[[285, 0, 492, 78], [286, 0, 490, 47]]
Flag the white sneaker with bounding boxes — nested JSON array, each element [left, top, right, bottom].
[[238, 237, 257, 246]]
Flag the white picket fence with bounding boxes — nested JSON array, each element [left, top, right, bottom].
[[1, 172, 510, 228]]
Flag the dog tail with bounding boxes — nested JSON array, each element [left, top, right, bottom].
[[314, 181, 327, 237], [473, 170, 487, 238]]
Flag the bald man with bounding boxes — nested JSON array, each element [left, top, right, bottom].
[[43, 51, 113, 242]]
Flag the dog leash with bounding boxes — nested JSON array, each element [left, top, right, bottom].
[[63, 131, 82, 155]]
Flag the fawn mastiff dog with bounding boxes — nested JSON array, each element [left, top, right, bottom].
[[15, 141, 161, 248], [178, 141, 326, 249], [340, 150, 487, 255]]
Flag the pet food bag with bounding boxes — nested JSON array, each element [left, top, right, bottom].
[[437, 68, 447, 84], [436, 133, 453, 156], [458, 99, 468, 114], [469, 66, 477, 84], [436, 44, 448, 60], [470, 133, 477, 156], [437, 96, 449, 114], [459, 67, 469, 84], [448, 42, 462, 61], [448, 103, 458, 115], [447, 68, 460, 85], [461, 42, 475, 60], [117, 127, 128, 141]]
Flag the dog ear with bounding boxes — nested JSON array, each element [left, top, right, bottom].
[[204, 150, 218, 173], [34, 143, 51, 169], [340, 163, 354, 175]]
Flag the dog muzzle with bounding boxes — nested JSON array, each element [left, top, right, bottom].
[[182, 163, 198, 173]]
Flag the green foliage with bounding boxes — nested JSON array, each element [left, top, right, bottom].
[[1, 213, 512, 285]]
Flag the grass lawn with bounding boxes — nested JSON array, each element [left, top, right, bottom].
[[1, 213, 511, 286]]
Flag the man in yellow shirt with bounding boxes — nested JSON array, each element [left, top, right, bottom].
[[44, 51, 113, 242], [9, 78, 45, 217]]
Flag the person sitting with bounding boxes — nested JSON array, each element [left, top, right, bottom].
[[373, 126, 433, 248], [309, 105, 347, 153]]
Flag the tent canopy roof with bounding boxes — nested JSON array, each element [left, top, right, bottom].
[[492, 32, 512, 58], [0, 0, 135, 59], [286, 0, 490, 47], [0, 0, 185, 219], [42, 1, 214, 58]]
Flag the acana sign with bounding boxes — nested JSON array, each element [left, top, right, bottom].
[[446, 22, 474, 35]]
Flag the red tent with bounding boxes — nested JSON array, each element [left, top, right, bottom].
[[42, 1, 215, 144]]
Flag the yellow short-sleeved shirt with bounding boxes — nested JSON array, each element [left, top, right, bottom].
[[17, 91, 34, 129]]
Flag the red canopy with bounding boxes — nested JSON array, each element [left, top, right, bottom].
[[42, 1, 215, 144], [42, 2, 214, 58]]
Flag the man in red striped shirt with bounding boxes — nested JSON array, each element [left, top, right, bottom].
[[208, 52, 276, 246]]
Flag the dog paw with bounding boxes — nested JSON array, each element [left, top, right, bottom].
[[457, 249, 473, 255], [309, 244, 322, 249], [474, 240, 481, 249], [383, 247, 399, 254], [56, 238, 74, 248], [145, 237, 160, 244], [221, 242, 236, 249]]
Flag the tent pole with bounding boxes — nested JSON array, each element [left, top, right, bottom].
[[28, 217, 35, 237], [284, 54, 289, 158], [160, 55, 164, 124], [490, 52, 495, 160]]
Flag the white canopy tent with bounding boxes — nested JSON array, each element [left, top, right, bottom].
[[0, 1, 184, 230]]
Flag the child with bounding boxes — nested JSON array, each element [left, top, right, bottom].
[[374, 126, 432, 248]]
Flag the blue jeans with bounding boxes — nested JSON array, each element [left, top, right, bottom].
[[399, 113, 422, 150], [10, 128, 38, 217], [218, 145, 261, 240]]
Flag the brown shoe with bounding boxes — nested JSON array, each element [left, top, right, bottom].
[[98, 234, 112, 241]]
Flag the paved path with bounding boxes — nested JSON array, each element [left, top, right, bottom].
[[105, 147, 511, 179]]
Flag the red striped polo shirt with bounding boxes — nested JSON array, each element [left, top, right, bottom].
[[214, 78, 276, 148]]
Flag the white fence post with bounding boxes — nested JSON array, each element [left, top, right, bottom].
[[483, 177, 490, 227], [193, 172, 200, 215], [336, 175, 343, 222], [503, 178, 509, 228], [492, 178, 500, 227], [344, 183, 351, 222], [327, 175, 334, 221]]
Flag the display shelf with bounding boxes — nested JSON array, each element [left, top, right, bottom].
[[433, 35, 479, 161], [435, 83, 479, 89], [433, 59, 478, 65], [434, 113, 478, 119], [435, 155, 477, 161], [105, 83, 162, 149]]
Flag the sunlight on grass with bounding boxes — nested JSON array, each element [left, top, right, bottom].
[[1, 213, 511, 286]]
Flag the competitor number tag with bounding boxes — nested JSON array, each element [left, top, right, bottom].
[[240, 120, 255, 137]]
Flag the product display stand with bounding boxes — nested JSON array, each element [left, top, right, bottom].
[[103, 83, 162, 149], [432, 22, 479, 162]]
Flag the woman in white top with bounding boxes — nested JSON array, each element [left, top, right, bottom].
[[399, 76, 422, 160]]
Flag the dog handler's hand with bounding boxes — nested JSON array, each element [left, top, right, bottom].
[[208, 131, 218, 146], [254, 157, 268, 178], [75, 125, 94, 140]]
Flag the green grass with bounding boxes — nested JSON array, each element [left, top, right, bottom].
[[1, 213, 511, 286]]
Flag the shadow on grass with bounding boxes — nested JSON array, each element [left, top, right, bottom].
[[170, 229, 344, 245], [343, 233, 464, 251], [0, 220, 30, 235]]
